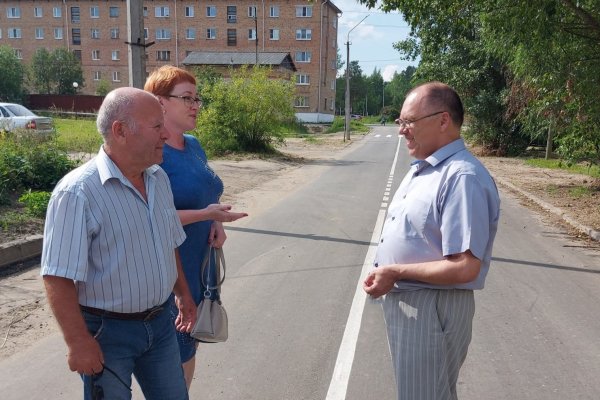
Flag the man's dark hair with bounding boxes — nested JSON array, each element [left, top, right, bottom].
[[409, 82, 464, 127]]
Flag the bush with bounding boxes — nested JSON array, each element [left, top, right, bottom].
[[0, 134, 74, 204], [196, 66, 296, 155], [18, 190, 52, 218]]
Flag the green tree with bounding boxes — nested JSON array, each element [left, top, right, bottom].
[[31, 48, 54, 94], [0, 46, 26, 102], [95, 79, 111, 96], [52, 48, 84, 94], [195, 66, 296, 154], [30, 48, 84, 94]]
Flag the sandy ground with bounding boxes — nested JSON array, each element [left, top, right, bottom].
[[1, 131, 599, 361]]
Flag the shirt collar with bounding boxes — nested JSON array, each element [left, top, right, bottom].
[[425, 138, 466, 167], [96, 146, 161, 185]]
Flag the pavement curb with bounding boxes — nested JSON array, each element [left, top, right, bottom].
[[495, 178, 600, 242], [0, 234, 43, 270]]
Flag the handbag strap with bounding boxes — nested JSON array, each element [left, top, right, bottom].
[[200, 247, 226, 298]]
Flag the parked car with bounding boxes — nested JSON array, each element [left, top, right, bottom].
[[350, 114, 363, 120], [0, 103, 54, 135]]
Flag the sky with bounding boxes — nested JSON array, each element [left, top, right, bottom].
[[333, 0, 416, 81]]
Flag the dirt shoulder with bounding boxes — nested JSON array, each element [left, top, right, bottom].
[[1, 131, 599, 361]]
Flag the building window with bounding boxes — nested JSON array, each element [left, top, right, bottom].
[[71, 7, 80, 23], [109, 7, 119, 18], [296, 29, 312, 40], [91, 29, 100, 39], [155, 6, 169, 18], [54, 28, 63, 40], [333, 18, 337, 28], [14, 49, 23, 59], [269, 29, 279, 40], [53, 7, 62, 18], [112, 50, 120, 61], [111, 28, 119, 39], [157, 50, 171, 61], [156, 29, 171, 40], [248, 29, 256, 40], [112, 71, 120, 82], [7, 7, 21, 18], [227, 29, 237, 46], [330, 99, 335, 111], [206, 6, 216, 17], [34, 7, 43, 18], [90, 6, 99, 18], [270, 6, 279, 17], [296, 51, 311, 63], [248, 6, 257, 18], [227, 6, 237, 23], [143, 7, 148, 17], [35, 28, 44, 40], [92, 50, 100, 60], [72, 28, 81, 45], [295, 96, 309, 107], [73, 50, 82, 61], [296, 74, 310, 85], [93, 71, 101, 81], [144, 28, 149, 40], [185, 6, 194, 17], [206, 28, 216, 39], [8, 28, 22, 39], [0, 29, 2, 39], [186, 28, 196, 39], [296, 6, 313, 17]]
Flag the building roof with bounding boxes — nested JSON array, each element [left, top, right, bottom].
[[182, 51, 297, 71]]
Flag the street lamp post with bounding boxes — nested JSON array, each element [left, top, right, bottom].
[[344, 15, 369, 142]]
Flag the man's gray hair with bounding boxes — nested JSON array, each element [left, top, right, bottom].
[[96, 88, 138, 139]]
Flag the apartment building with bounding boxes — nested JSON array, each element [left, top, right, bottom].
[[0, 0, 341, 122]]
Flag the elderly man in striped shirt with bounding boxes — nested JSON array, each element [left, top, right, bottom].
[[41, 87, 195, 400]]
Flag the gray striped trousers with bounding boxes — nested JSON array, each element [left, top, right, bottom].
[[382, 289, 475, 400]]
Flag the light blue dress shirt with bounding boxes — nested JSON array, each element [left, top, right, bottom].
[[374, 138, 500, 291], [41, 147, 186, 312]]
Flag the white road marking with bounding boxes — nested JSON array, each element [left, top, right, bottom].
[[325, 137, 402, 400]]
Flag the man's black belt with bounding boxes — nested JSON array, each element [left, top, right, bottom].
[[80, 302, 166, 321]]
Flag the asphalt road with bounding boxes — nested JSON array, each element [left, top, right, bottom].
[[1, 125, 599, 399]]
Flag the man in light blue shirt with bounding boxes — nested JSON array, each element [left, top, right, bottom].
[[364, 82, 500, 400], [41, 87, 195, 399]]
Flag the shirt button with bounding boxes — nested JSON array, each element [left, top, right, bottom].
[[380, 238, 384, 243], [391, 216, 395, 221], [374, 263, 379, 268]]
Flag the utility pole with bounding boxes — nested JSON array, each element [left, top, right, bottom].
[[125, 0, 146, 89], [254, 16, 258, 65], [344, 15, 369, 142]]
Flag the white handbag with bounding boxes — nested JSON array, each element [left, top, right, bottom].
[[190, 247, 228, 343]]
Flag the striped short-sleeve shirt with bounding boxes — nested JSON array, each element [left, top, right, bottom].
[[41, 147, 186, 312]]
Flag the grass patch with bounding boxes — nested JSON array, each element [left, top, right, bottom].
[[569, 186, 593, 198], [326, 116, 369, 134], [54, 118, 102, 153], [525, 158, 600, 178]]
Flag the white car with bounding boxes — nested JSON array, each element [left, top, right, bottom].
[[0, 103, 54, 134]]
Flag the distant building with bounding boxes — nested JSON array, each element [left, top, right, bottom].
[[0, 0, 341, 122]]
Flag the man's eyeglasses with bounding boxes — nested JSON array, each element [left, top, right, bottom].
[[395, 111, 445, 129], [167, 95, 203, 108]]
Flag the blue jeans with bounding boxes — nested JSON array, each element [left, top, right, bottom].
[[81, 306, 188, 400]]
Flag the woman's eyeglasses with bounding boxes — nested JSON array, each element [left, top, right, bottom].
[[167, 95, 203, 108]]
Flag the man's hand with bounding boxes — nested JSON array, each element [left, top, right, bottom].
[[174, 293, 197, 333], [66, 334, 105, 375], [363, 266, 397, 298]]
